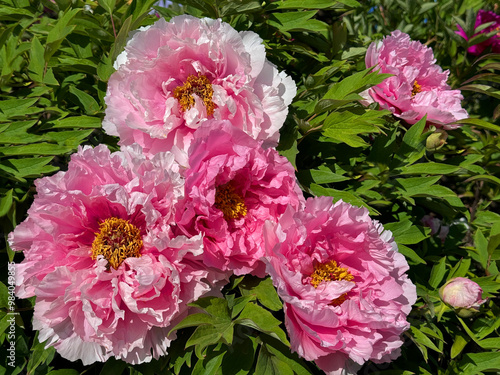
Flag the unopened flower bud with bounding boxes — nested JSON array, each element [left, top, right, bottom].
[[426, 129, 448, 151], [440, 277, 486, 317]]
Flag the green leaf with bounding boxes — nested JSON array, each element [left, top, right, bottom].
[[170, 313, 217, 333], [192, 348, 226, 375], [46, 370, 80, 375], [395, 176, 464, 212], [219, 0, 262, 16], [235, 303, 289, 346], [410, 326, 443, 354], [261, 336, 312, 375], [45, 9, 80, 61], [97, 54, 115, 82], [238, 276, 282, 312], [310, 183, 379, 215], [397, 162, 462, 175], [459, 352, 500, 375], [453, 117, 500, 133], [477, 337, 500, 350], [43, 68, 59, 85], [448, 258, 472, 280], [255, 345, 294, 375], [0, 143, 76, 156], [0, 282, 9, 309], [268, 11, 328, 33], [0, 157, 59, 181], [111, 15, 133, 61], [273, 0, 356, 9], [428, 257, 447, 289], [27, 335, 56, 375], [391, 225, 428, 245], [322, 69, 391, 101], [28, 36, 45, 82], [473, 229, 489, 269], [187, 324, 233, 355], [0, 99, 40, 121], [98, 0, 117, 14], [322, 109, 387, 148], [488, 222, 500, 255], [189, 297, 231, 319], [397, 116, 428, 165], [221, 336, 258, 375], [465, 174, 500, 187], [398, 244, 427, 265], [230, 295, 256, 319], [450, 331, 469, 359], [460, 84, 500, 100], [68, 86, 100, 115], [308, 167, 350, 184], [42, 130, 94, 146], [49, 116, 102, 129], [0, 189, 13, 217], [182, 297, 234, 353]]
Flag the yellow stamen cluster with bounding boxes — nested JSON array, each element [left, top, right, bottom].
[[309, 260, 355, 306], [411, 80, 422, 97], [173, 73, 215, 116], [91, 217, 142, 270], [214, 183, 247, 220]]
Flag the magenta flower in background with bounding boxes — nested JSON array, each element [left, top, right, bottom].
[[263, 197, 417, 375], [104, 15, 296, 158], [9, 145, 225, 365], [456, 10, 500, 55], [361, 30, 468, 128], [440, 277, 487, 309], [421, 214, 449, 244], [175, 119, 304, 277]]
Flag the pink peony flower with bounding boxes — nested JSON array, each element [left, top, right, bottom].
[[9, 145, 225, 365], [361, 30, 468, 128], [104, 15, 296, 157], [456, 10, 500, 55], [263, 197, 417, 375], [440, 277, 487, 309], [175, 119, 304, 277]]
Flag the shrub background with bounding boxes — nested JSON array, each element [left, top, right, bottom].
[[0, 0, 499, 374]]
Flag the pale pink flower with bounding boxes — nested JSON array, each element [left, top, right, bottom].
[[361, 30, 468, 128], [9, 145, 224, 365], [440, 277, 486, 309], [456, 10, 500, 55], [104, 15, 296, 157], [175, 120, 304, 277], [263, 197, 417, 375]]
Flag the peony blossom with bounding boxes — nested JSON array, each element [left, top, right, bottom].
[[263, 197, 417, 375], [175, 119, 304, 277], [456, 10, 500, 55], [9, 145, 225, 365], [440, 277, 486, 310], [361, 30, 468, 128], [104, 15, 296, 157]]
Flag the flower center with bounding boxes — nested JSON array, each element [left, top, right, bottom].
[[411, 80, 422, 97], [309, 260, 354, 306], [173, 73, 215, 116], [91, 217, 142, 270], [214, 183, 247, 220]]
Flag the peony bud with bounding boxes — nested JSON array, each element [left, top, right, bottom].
[[440, 277, 486, 317], [426, 129, 448, 151]]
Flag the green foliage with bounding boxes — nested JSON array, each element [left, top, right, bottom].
[[1, 0, 499, 374]]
